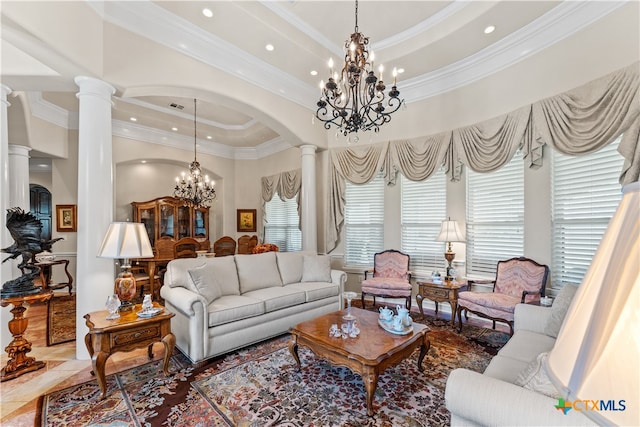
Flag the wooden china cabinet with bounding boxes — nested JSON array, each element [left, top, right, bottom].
[[131, 196, 210, 256]]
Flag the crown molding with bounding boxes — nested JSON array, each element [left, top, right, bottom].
[[112, 118, 290, 160], [91, 1, 317, 109], [117, 96, 258, 131], [27, 92, 77, 129], [402, 1, 627, 103]]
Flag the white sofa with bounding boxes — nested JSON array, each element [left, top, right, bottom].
[[160, 251, 346, 364], [445, 285, 594, 426]]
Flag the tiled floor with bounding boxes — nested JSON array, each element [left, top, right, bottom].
[[0, 295, 507, 426], [0, 297, 164, 426]]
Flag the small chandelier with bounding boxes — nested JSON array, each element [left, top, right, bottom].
[[315, 0, 404, 137], [174, 99, 216, 208]]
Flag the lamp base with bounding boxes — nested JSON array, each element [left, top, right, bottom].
[[444, 251, 456, 281], [114, 271, 137, 312]]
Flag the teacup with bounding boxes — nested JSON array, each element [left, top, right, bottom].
[[392, 315, 405, 331]]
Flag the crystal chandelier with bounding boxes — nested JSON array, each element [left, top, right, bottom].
[[315, 0, 404, 137], [173, 99, 216, 208]]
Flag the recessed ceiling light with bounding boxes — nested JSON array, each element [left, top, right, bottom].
[[265, 44, 274, 51], [484, 25, 495, 34], [207, 136, 212, 139], [202, 8, 213, 18], [38, 164, 48, 168], [310, 70, 318, 76], [141, 160, 147, 164], [397, 68, 405, 74], [172, 127, 178, 131], [130, 117, 137, 122]]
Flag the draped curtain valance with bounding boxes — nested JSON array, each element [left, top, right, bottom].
[[261, 169, 302, 228], [326, 62, 640, 252]]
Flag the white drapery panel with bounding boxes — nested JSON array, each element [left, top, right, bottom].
[[261, 169, 302, 228], [325, 62, 640, 253]]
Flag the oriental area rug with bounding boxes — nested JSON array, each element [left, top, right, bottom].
[[36, 311, 508, 426]]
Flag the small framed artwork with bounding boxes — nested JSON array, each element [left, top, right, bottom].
[[237, 209, 257, 232], [56, 204, 77, 232]]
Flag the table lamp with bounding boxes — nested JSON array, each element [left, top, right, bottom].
[[546, 181, 638, 426], [435, 218, 465, 281], [98, 222, 153, 311]]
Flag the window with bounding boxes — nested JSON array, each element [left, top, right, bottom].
[[401, 172, 446, 275], [551, 138, 623, 292], [344, 173, 384, 266], [264, 192, 301, 252], [466, 151, 524, 277]]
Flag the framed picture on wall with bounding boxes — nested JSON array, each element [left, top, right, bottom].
[[237, 209, 257, 232], [56, 204, 77, 232]]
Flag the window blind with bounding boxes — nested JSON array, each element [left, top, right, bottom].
[[264, 192, 301, 252], [551, 137, 623, 293], [401, 172, 446, 275], [344, 173, 384, 266], [466, 151, 524, 277]]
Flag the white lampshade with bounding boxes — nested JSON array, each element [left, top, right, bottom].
[[546, 181, 639, 426], [98, 222, 154, 260], [435, 219, 465, 243]]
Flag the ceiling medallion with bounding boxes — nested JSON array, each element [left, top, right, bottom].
[[173, 99, 216, 208], [315, 0, 404, 138]]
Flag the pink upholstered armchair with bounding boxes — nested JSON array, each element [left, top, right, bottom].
[[456, 257, 549, 336], [361, 249, 412, 309]]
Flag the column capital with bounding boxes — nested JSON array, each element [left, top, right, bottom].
[[1, 85, 12, 106], [74, 76, 116, 101], [300, 144, 318, 155], [8, 145, 31, 157]]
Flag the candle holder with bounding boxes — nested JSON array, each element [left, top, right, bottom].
[[343, 291, 357, 320]]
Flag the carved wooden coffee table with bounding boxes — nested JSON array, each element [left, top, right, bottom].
[[288, 307, 430, 416]]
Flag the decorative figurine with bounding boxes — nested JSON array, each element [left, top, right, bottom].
[[1, 208, 62, 297]]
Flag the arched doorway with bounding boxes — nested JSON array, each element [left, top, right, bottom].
[[30, 184, 52, 241]]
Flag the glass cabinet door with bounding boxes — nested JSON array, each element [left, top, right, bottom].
[[139, 206, 156, 247], [159, 203, 175, 238], [194, 208, 208, 238], [177, 206, 190, 240]]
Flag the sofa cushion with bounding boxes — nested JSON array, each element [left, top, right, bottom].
[[207, 295, 265, 327], [498, 330, 556, 363], [302, 254, 332, 283], [235, 252, 283, 293], [287, 282, 340, 302], [243, 287, 306, 313], [164, 258, 207, 290], [276, 251, 305, 285], [483, 354, 529, 383], [544, 284, 578, 338], [188, 264, 222, 304], [514, 352, 560, 398]]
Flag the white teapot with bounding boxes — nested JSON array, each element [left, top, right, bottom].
[[379, 306, 393, 321], [396, 305, 412, 327]]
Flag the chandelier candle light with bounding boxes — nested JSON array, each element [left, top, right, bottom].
[[315, 0, 403, 138], [435, 218, 465, 281], [174, 98, 216, 208]]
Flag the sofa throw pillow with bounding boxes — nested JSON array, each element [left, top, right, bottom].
[[188, 264, 222, 304], [276, 251, 305, 285], [236, 252, 283, 293], [544, 284, 579, 338], [514, 352, 560, 398], [301, 254, 332, 283]]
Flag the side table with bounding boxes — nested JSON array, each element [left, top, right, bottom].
[[33, 259, 73, 294], [1, 291, 53, 381], [84, 303, 175, 399], [416, 280, 467, 326]]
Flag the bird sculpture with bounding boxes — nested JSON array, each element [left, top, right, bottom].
[[1, 207, 63, 298]]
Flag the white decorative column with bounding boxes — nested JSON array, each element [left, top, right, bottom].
[[0, 85, 12, 349], [74, 76, 116, 360], [300, 145, 318, 252], [8, 145, 31, 210]]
